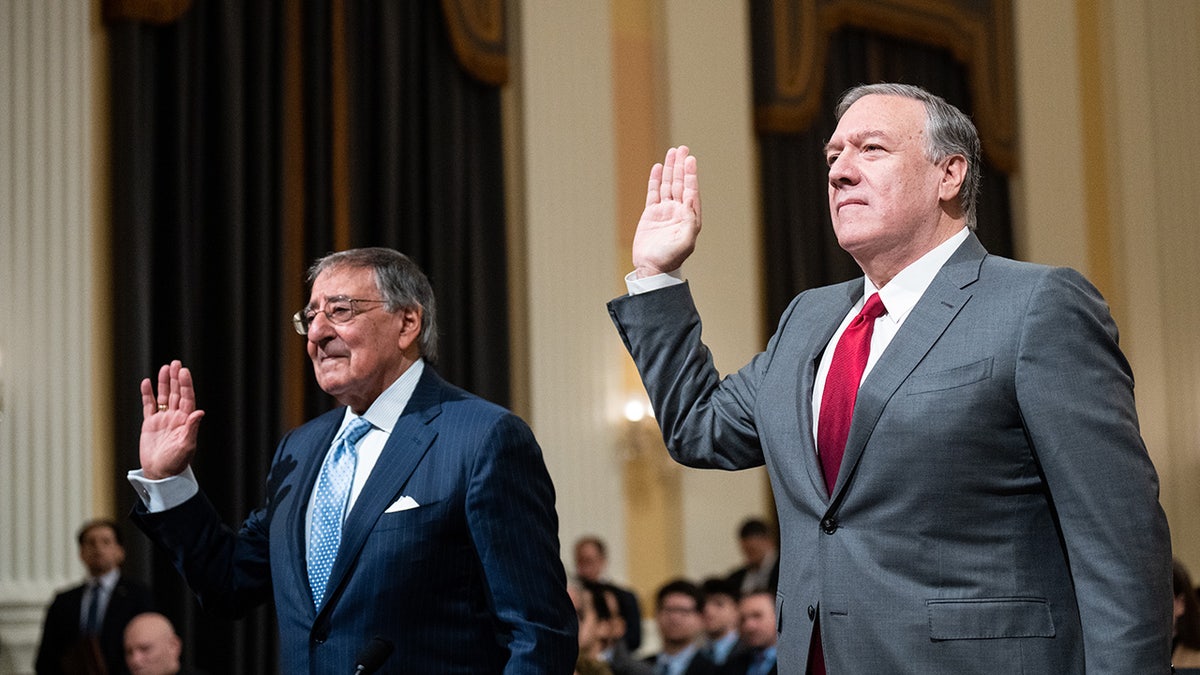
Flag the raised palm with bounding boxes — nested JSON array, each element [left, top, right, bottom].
[[139, 360, 205, 479], [631, 146, 702, 277]]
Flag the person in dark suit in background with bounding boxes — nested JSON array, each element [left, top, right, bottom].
[[35, 519, 155, 675], [719, 592, 776, 675], [723, 519, 778, 596], [128, 248, 576, 673], [608, 83, 1171, 672], [1173, 559, 1200, 669], [698, 578, 743, 667], [585, 581, 653, 675], [642, 579, 718, 675], [576, 535, 644, 652]]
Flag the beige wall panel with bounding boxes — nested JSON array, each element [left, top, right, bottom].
[[1011, 0, 1090, 271], [511, 1, 634, 582]]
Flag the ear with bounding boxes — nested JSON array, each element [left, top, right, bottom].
[[395, 306, 423, 353], [938, 154, 968, 205]]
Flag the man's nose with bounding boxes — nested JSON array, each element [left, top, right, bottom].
[[828, 152, 857, 185], [307, 309, 335, 340]]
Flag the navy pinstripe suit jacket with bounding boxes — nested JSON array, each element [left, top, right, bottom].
[[134, 366, 577, 673]]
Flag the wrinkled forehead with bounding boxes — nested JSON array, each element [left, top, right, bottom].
[[308, 264, 379, 302], [831, 94, 927, 140]]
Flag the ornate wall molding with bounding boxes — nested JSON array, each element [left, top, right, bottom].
[[440, 0, 508, 86], [102, 0, 193, 24], [754, 0, 1016, 172], [103, 0, 508, 86]]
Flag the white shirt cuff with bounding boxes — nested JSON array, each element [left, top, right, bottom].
[[127, 465, 200, 513], [625, 268, 685, 295]]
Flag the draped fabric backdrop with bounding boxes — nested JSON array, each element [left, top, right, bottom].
[[106, 1, 509, 672], [751, 3, 1016, 327]]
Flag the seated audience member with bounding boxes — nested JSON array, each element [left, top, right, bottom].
[[35, 519, 155, 675], [586, 581, 654, 675], [569, 581, 614, 675], [1175, 559, 1200, 668], [721, 591, 777, 675], [576, 535, 644, 651], [643, 579, 718, 675], [123, 612, 198, 675], [725, 519, 779, 596], [699, 577, 743, 666]]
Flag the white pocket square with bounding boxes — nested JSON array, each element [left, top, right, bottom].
[[384, 495, 421, 513]]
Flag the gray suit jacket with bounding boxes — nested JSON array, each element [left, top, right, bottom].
[[608, 234, 1172, 673]]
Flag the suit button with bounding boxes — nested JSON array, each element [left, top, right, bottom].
[[821, 517, 838, 534], [807, 605, 816, 621]]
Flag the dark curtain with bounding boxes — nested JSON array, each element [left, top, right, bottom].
[[108, 2, 510, 673], [344, 0, 511, 408], [754, 24, 1014, 327]]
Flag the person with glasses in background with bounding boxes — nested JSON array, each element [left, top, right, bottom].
[[643, 579, 717, 675], [128, 248, 576, 673]]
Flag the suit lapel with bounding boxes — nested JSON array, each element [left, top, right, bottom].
[[830, 234, 986, 499], [795, 281, 862, 500], [317, 367, 443, 622], [286, 411, 342, 615]]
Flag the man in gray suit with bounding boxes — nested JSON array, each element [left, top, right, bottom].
[[607, 83, 1172, 673]]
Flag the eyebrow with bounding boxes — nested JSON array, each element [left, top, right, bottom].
[[823, 129, 895, 157], [304, 294, 352, 310]]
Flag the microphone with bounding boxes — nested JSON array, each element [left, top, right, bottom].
[[352, 636, 394, 674]]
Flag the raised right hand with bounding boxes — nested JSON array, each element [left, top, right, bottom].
[[631, 145, 702, 278], [139, 360, 205, 480]]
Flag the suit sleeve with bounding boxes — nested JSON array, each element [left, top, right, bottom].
[[608, 282, 796, 470], [465, 413, 578, 674], [1015, 267, 1172, 672], [130, 491, 273, 617], [128, 435, 295, 617]]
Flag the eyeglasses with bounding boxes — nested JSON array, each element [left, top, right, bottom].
[[293, 296, 386, 335]]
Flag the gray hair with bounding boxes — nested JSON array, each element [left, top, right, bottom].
[[835, 83, 982, 230], [307, 247, 439, 363]]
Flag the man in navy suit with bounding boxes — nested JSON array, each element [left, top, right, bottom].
[[128, 248, 576, 673], [608, 84, 1172, 672]]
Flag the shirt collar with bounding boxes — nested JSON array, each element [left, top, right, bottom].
[[91, 568, 120, 591], [338, 359, 425, 434], [657, 643, 699, 671], [866, 227, 969, 325]]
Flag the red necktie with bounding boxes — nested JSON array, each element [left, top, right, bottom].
[[817, 293, 886, 494], [810, 293, 886, 675]]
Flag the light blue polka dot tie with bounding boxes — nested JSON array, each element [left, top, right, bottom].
[[308, 415, 372, 608]]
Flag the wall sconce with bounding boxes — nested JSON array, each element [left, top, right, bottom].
[[623, 397, 653, 424], [618, 394, 674, 476]]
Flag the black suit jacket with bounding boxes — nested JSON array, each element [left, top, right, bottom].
[[613, 584, 644, 652], [35, 574, 155, 675], [643, 649, 719, 675], [725, 557, 779, 595], [718, 649, 777, 675]]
